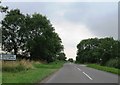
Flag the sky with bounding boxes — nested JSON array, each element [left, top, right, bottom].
[[1, 0, 118, 60]]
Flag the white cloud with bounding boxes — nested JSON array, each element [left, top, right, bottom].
[[52, 20, 96, 60]]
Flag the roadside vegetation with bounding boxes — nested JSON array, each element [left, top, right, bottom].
[[2, 60, 65, 84], [1, 4, 67, 84], [1, 8, 66, 63], [76, 38, 120, 74], [87, 64, 120, 75]]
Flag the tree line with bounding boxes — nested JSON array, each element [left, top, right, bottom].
[[1, 8, 66, 62], [76, 37, 120, 69]]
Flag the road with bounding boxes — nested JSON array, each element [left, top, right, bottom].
[[43, 63, 119, 84]]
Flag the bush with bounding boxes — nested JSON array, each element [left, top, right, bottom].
[[106, 58, 120, 69], [34, 60, 65, 69], [2, 59, 34, 72]]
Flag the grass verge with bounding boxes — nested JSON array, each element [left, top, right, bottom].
[[87, 64, 120, 75], [2, 60, 65, 84]]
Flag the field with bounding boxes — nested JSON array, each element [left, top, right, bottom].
[[2, 60, 65, 84]]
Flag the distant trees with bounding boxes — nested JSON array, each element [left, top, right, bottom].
[[57, 53, 66, 61], [2, 9, 66, 63], [76, 37, 120, 68], [68, 58, 74, 62]]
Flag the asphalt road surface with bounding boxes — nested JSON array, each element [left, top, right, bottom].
[[43, 63, 119, 83]]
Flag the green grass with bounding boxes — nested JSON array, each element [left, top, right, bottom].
[[2, 68, 56, 83], [87, 64, 120, 75], [2, 60, 65, 84], [34, 60, 65, 69]]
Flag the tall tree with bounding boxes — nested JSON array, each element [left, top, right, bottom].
[[2, 9, 26, 55], [25, 13, 64, 62], [76, 37, 119, 65], [2, 9, 65, 62]]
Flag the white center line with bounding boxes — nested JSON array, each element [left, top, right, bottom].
[[74, 66, 82, 71], [77, 68, 82, 71], [83, 72, 93, 80]]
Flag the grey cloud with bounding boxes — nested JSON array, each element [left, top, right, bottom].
[[87, 12, 118, 39], [62, 2, 118, 39]]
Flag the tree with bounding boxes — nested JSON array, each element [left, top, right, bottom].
[[0, 1, 8, 53], [98, 38, 115, 65], [68, 58, 74, 62], [0, 6, 8, 13], [2, 9, 64, 63], [2, 9, 26, 55], [57, 53, 66, 61], [25, 13, 64, 62], [76, 37, 119, 66], [76, 38, 100, 63], [0, 1, 8, 13]]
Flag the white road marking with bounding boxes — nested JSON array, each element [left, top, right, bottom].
[[83, 72, 93, 80], [74, 66, 92, 80], [74, 66, 82, 71], [77, 68, 82, 71]]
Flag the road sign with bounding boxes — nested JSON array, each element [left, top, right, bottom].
[[0, 54, 16, 60]]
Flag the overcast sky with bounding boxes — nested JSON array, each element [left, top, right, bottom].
[[1, 1, 118, 60]]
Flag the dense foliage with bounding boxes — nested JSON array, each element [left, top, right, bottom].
[[76, 37, 120, 68], [68, 58, 74, 62], [2, 9, 66, 62]]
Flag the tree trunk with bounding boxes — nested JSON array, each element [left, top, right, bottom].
[[14, 46, 17, 55]]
